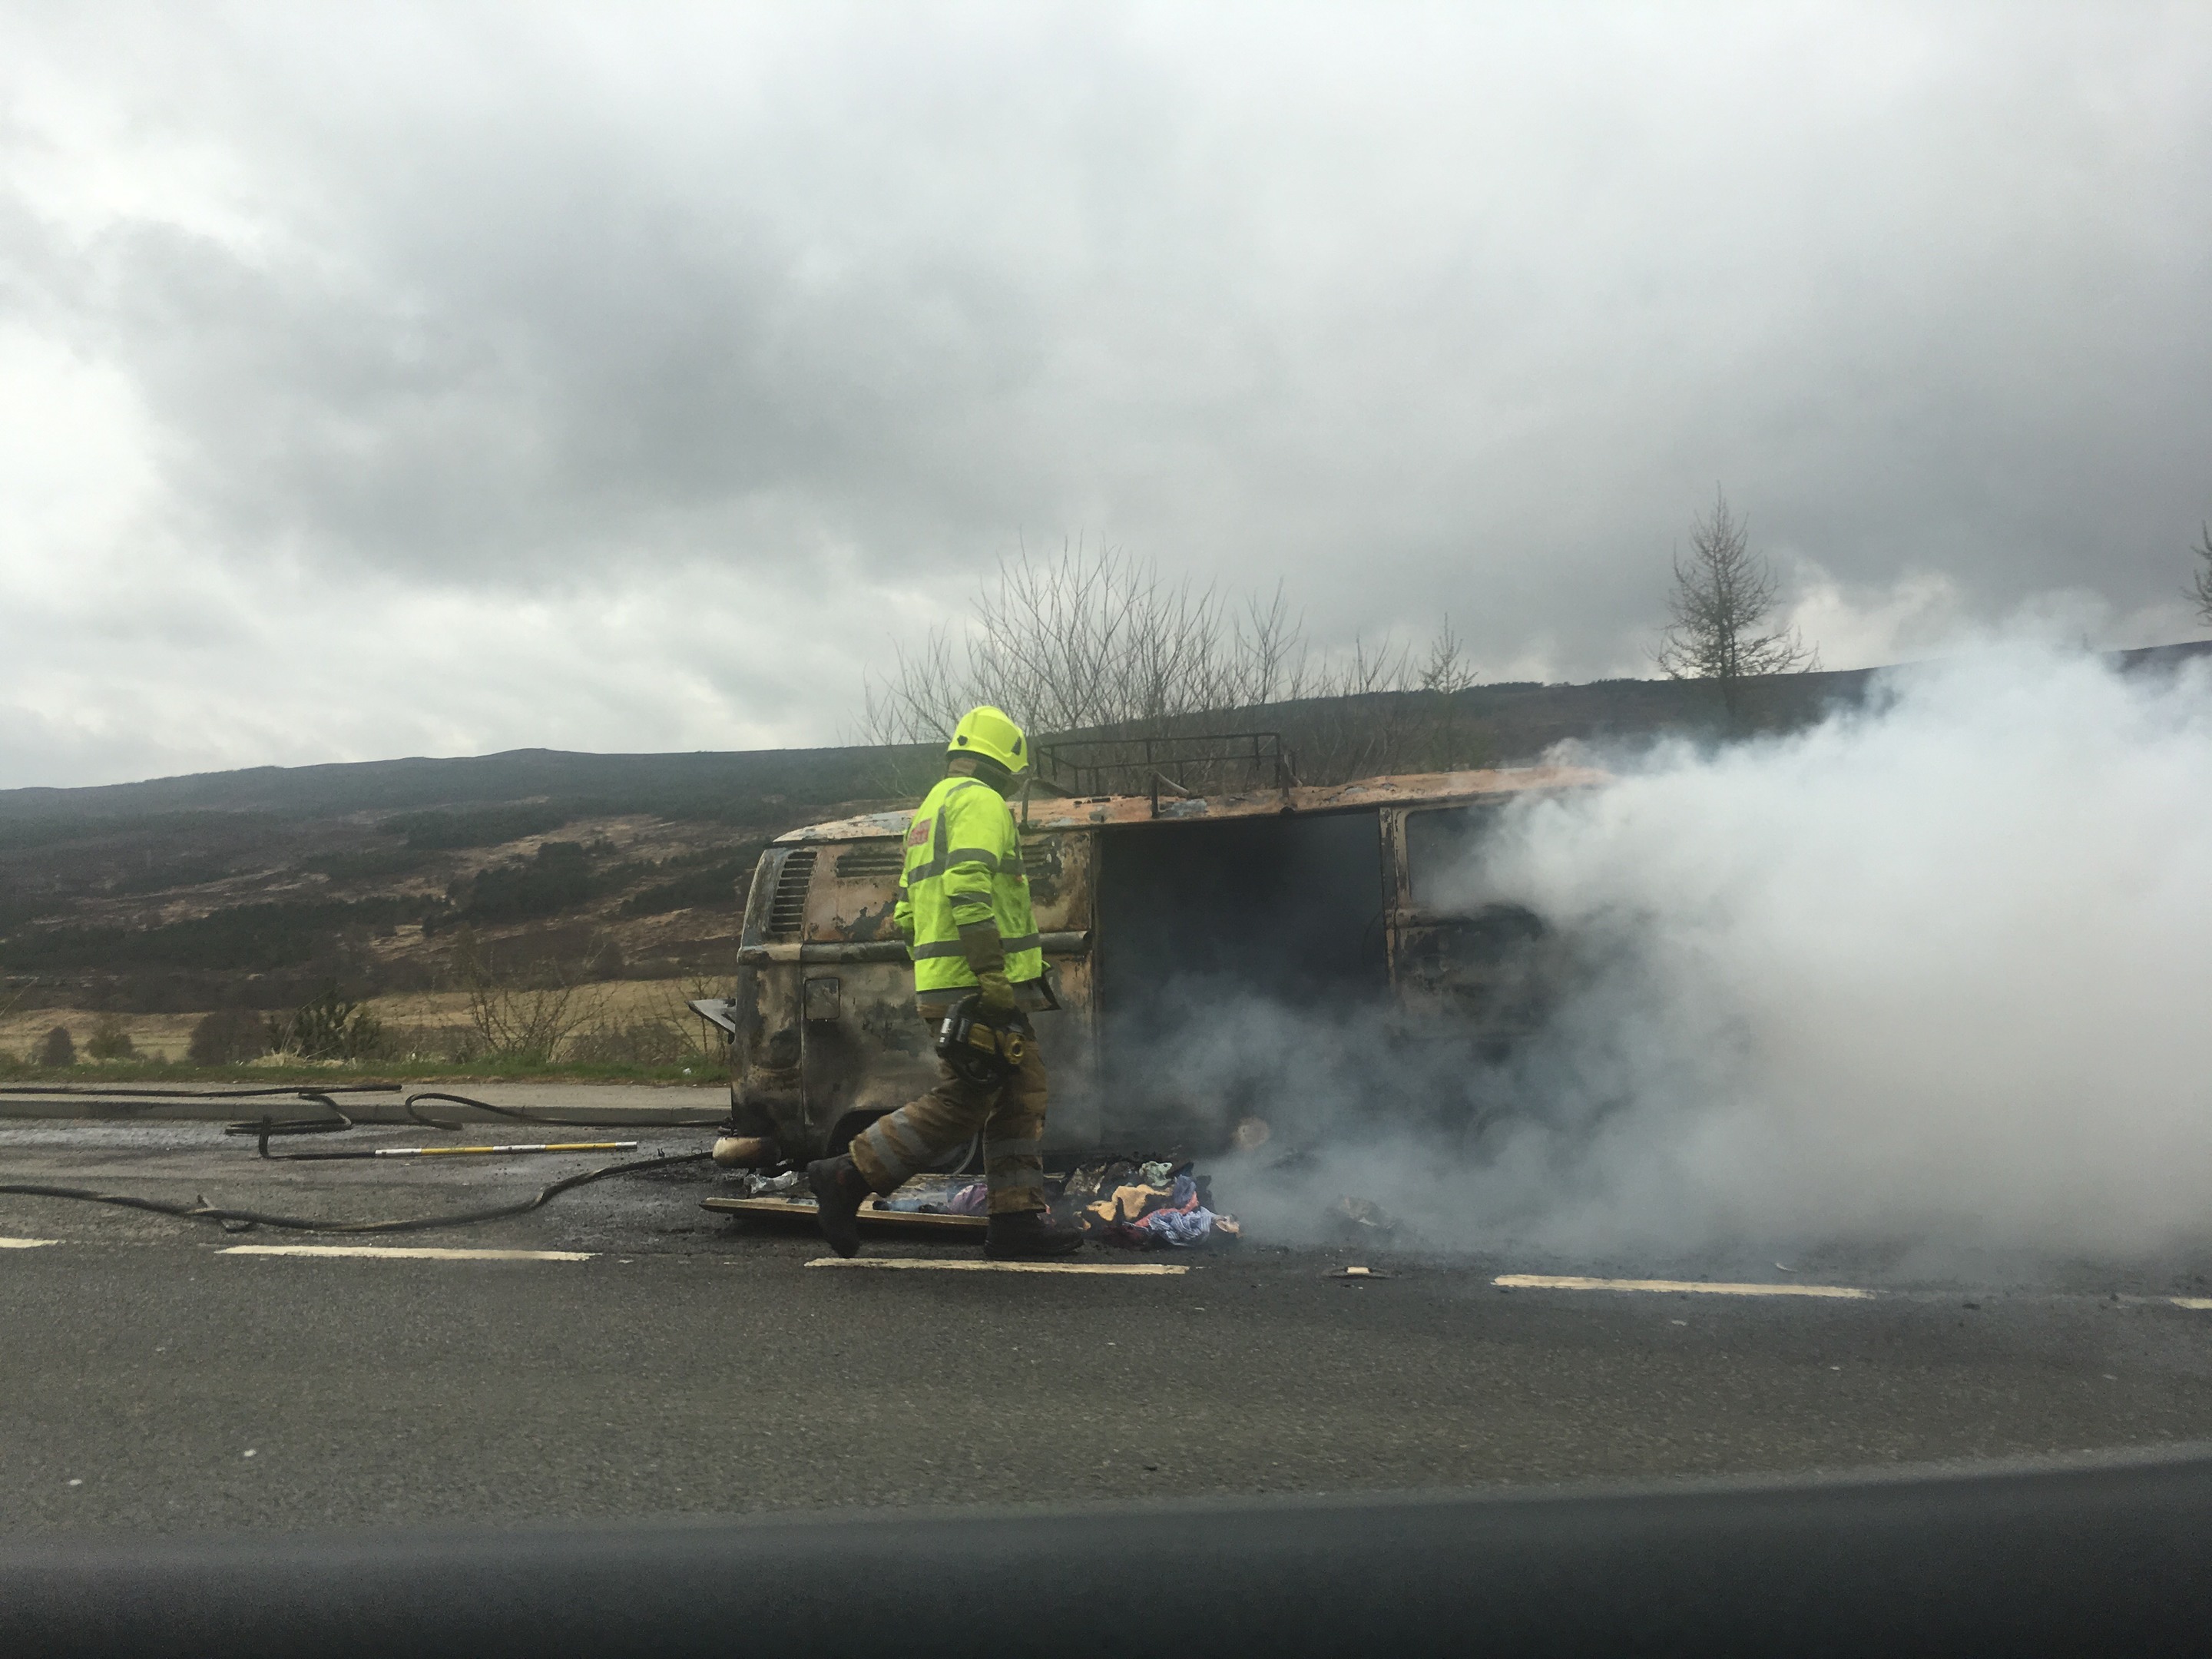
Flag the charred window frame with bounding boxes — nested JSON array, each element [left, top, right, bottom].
[[1402, 803, 1504, 915]]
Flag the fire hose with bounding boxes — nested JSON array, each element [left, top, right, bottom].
[[0, 1149, 713, 1236], [1, 1081, 727, 1135], [394, 1090, 724, 1133], [0, 1081, 397, 1137], [0, 1082, 725, 1233]]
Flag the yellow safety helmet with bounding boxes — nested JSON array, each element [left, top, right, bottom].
[[949, 705, 1028, 774]]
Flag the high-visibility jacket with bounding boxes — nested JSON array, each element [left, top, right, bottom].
[[894, 774, 1044, 998]]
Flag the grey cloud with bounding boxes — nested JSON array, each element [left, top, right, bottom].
[[1, 1, 2210, 786]]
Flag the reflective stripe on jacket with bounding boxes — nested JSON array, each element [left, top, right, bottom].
[[893, 774, 1044, 995]]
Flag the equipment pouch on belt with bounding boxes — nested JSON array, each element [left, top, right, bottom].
[[935, 992, 1027, 1085]]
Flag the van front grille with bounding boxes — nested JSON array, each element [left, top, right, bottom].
[[765, 849, 817, 939]]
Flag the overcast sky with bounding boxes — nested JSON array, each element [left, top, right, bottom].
[[2, 2, 2208, 788]]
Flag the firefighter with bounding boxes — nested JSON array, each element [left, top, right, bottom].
[[807, 705, 1084, 1260]]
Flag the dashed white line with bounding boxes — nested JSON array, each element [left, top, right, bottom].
[[217, 1245, 595, 1262], [807, 1257, 1188, 1277], [2173, 1298, 2212, 1311], [0, 1237, 61, 1249], [1495, 1273, 1874, 1300]]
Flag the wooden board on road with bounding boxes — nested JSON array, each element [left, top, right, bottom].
[[701, 1196, 987, 1233]]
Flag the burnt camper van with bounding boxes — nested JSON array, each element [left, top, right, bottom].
[[701, 739, 1601, 1165]]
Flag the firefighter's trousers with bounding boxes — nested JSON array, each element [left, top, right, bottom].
[[847, 1015, 1048, 1215]]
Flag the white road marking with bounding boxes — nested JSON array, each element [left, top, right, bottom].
[[217, 1245, 595, 1262], [806, 1257, 1188, 1277], [2173, 1298, 2212, 1310], [0, 1237, 61, 1249], [1495, 1273, 1874, 1300]]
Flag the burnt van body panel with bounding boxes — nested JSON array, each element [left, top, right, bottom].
[[725, 764, 1603, 1161]]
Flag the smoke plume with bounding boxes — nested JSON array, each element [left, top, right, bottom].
[[1227, 643, 2212, 1261]]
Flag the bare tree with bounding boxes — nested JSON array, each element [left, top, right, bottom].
[[861, 542, 1325, 747], [450, 929, 604, 1063], [2190, 522, 2212, 625], [1654, 488, 1817, 717], [860, 539, 1487, 785], [862, 541, 1480, 732]]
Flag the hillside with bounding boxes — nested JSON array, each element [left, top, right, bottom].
[[0, 744, 922, 1025]]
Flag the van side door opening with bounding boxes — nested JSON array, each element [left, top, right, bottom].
[[1091, 810, 1389, 1147]]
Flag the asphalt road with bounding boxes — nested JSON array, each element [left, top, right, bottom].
[[5, 1115, 2212, 1538]]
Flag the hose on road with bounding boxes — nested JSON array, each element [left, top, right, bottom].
[[0, 1081, 725, 1135], [396, 1090, 725, 1133], [0, 1084, 399, 1101], [0, 1149, 713, 1236], [3, 1083, 389, 1137]]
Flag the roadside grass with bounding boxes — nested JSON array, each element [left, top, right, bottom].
[[0, 979, 731, 1079]]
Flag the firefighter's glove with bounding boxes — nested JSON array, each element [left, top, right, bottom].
[[958, 919, 1007, 972], [975, 969, 1018, 1021], [959, 920, 1017, 1018]]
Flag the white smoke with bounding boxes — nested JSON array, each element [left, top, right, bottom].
[[1229, 641, 2212, 1260]]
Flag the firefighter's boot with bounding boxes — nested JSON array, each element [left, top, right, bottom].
[[984, 1208, 1084, 1260], [807, 1155, 870, 1258]]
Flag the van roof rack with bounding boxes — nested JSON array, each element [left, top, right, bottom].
[[1034, 732, 1299, 816]]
